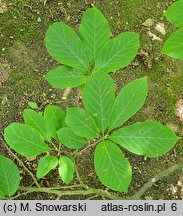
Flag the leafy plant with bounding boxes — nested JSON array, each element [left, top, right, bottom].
[[3, 105, 75, 190], [45, 7, 139, 88], [2, 72, 180, 198], [1, 6, 182, 200], [162, 0, 183, 59]]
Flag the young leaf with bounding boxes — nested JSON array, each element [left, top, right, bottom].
[[109, 121, 180, 157], [79, 7, 111, 64], [164, 0, 183, 28], [46, 66, 87, 88], [65, 108, 99, 138], [162, 28, 183, 59], [0, 155, 20, 197], [36, 155, 58, 179], [94, 141, 132, 192], [23, 109, 51, 142], [57, 127, 86, 149], [46, 22, 89, 70], [95, 32, 139, 73], [0, 191, 5, 200], [44, 105, 65, 141], [108, 77, 148, 130], [4, 123, 50, 157], [59, 156, 75, 184], [28, 101, 39, 109], [82, 71, 115, 132]]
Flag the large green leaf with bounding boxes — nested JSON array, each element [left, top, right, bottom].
[[82, 71, 115, 132], [57, 127, 86, 149], [94, 141, 132, 192], [162, 28, 183, 59], [36, 155, 58, 179], [95, 32, 139, 73], [46, 66, 87, 88], [44, 105, 65, 141], [108, 77, 148, 130], [164, 0, 183, 27], [59, 156, 75, 184], [110, 121, 180, 157], [79, 7, 111, 64], [4, 123, 50, 157], [0, 155, 20, 196], [23, 109, 51, 142], [46, 22, 89, 70], [65, 108, 99, 138]]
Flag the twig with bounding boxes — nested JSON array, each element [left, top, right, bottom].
[[73, 138, 103, 157], [51, 142, 59, 152], [48, 184, 85, 190], [9, 191, 33, 200], [130, 158, 183, 200], [17, 186, 123, 200], [3, 143, 40, 188], [87, 194, 100, 200]]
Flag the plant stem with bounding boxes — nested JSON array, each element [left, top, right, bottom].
[[48, 184, 86, 190], [3, 143, 40, 188], [130, 158, 183, 200], [51, 142, 59, 152], [73, 138, 103, 157], [17, 186, 123, 200]]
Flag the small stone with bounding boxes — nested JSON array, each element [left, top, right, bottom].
[[142, 18, 154, 27]]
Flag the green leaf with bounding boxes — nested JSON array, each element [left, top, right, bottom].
[[4, 123, 50, 157], [95, 32, 139, 73], [59, 156, 75, 184], [44, 105, 65, 141], [0, 191, 5, 200], [162, 28, 183, 59], [65, 108, 99, 138], [109, 121, 180, 157], [79, 7, 110, 64], [108, 77, 148, 130], [46, 22, 89, 70], [82, 71, 115, 132], [36, 155, 58, 179], [46, 66, 87, 88], [23, 109, 51, 142], [0, 155, 20, 196], [28, 101, 39, 109], [57, 127, 86, 149], [164, 0, 183, 27], [94, 141, 132, 192]]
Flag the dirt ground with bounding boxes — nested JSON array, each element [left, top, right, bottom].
[[0, 0, 183, 200]]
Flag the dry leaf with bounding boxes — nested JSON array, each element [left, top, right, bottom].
[[0, 7, 3, 14], [175, 99, 183, 122], [155, 23, 166, 35], [148, 31, 162, 41], [142, 18, 154, 28]]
